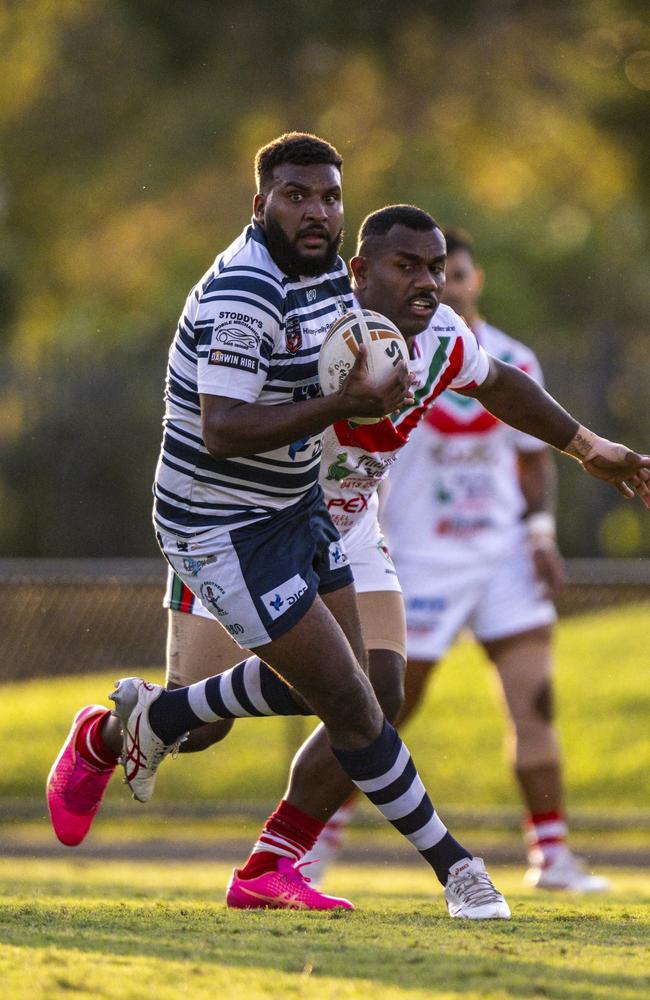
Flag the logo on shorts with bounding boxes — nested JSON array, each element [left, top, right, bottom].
[[407, 596, 446, 613], [328, 540, 349, 570], [261, 574, 308, 621], [200, 581, 228, 617], [183, 555, 217, 577], [285, 316, 302, 355]]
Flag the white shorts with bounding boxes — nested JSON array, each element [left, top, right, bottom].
[[395, 540, 556, 661], [343, 511, 402, 595]]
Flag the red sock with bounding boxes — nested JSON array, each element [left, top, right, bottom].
[[75, 710, 119, 768], [524, 809, 568, 866], [239, 800, 325, 879]]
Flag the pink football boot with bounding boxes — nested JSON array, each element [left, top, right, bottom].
[[226, 857, 354, 910], [47, 705, 116, 846]]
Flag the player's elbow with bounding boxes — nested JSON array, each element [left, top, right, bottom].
[[202, 418, 239, 460]]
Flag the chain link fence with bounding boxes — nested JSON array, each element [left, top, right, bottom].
[[0, 558, 649, 683]]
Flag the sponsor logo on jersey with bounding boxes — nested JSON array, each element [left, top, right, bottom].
[[225, 622, 245, 637], [218, 310, 264, 330], [328, 540, 349, 570], [208, 349, 259, 373], [288, 435, 311, 460], [214, 325, 260, 351], [306, 288, 317, 303], [200, 581, 228, 616], [261, 574, 309, 620], [292, 382, 321, 403], [326, 452, 352, 482], [285, 316, 302, 354], [437, 515, 493, 536], [327, 494, 369, 514]]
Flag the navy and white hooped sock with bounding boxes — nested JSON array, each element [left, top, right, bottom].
[[148, 656, 312, 745], [332, 718, 472, 885]]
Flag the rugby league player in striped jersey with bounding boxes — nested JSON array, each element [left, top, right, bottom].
[[49, 144, 650, 917], [49, 136, 513, 918]]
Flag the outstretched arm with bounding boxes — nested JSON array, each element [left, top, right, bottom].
[[460, 358, 650, 506]]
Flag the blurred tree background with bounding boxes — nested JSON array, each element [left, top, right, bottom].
[[1, 0, 649, 557]]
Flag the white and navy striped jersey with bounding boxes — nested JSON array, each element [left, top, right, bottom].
[[153, 221, 352, 537]]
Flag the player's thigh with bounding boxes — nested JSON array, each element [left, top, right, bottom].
[[255, 592, 379, 737], [470, 543, 556, 645], [166, 609, 246, 687], [320, 583, 367, 671]]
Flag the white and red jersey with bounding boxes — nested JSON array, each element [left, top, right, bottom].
[[382, 320, 546, 568], [320, 304, 490, 533]]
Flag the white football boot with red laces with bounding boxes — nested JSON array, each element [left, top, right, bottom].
[[109, 678, 185, 802]]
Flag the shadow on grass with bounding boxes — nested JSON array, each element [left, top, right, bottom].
[[1, 898, 648, 1000]]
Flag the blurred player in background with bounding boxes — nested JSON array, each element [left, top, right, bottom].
[[309, 228, 610, 892]]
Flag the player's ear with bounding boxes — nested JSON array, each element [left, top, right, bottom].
[[350, 255, 368, 288], [475, 265, 485, 296], [253, 192, 265, 223]]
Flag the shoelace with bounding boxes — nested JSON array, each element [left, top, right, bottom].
[[122, 714, 187, 781], [452, 869, 502, 906], [287, 859, 322, 885]]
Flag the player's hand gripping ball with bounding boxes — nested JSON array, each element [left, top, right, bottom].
[[318, 308, 409, 424]]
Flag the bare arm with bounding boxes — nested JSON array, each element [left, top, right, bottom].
[[201, 346, 414, 459], [518, 449, 566, 598], [460, 358, 578, 449], [461, 357, 650, 505], [518, 448, 558, 515]]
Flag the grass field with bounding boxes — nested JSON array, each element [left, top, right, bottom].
[[1, 858, 649, 999], [2, 603, 649, 814]]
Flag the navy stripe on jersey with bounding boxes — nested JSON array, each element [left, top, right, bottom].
[[153, 223, 352, 535]]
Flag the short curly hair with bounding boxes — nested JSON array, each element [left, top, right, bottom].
[[357, 204, 440, 254], [255, 132, 343, 191]]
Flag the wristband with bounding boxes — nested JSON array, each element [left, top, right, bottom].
[[524, 511, 556, 539], [525, 512, 557, 552]]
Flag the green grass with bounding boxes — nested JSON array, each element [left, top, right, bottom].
[[1, 858, 649, 999], [3, 604, 649, 816]]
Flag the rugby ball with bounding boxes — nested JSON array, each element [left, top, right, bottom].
[[318, 308, 409, 424]]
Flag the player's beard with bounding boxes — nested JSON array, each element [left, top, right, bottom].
[[264, 215, 343, 279]]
